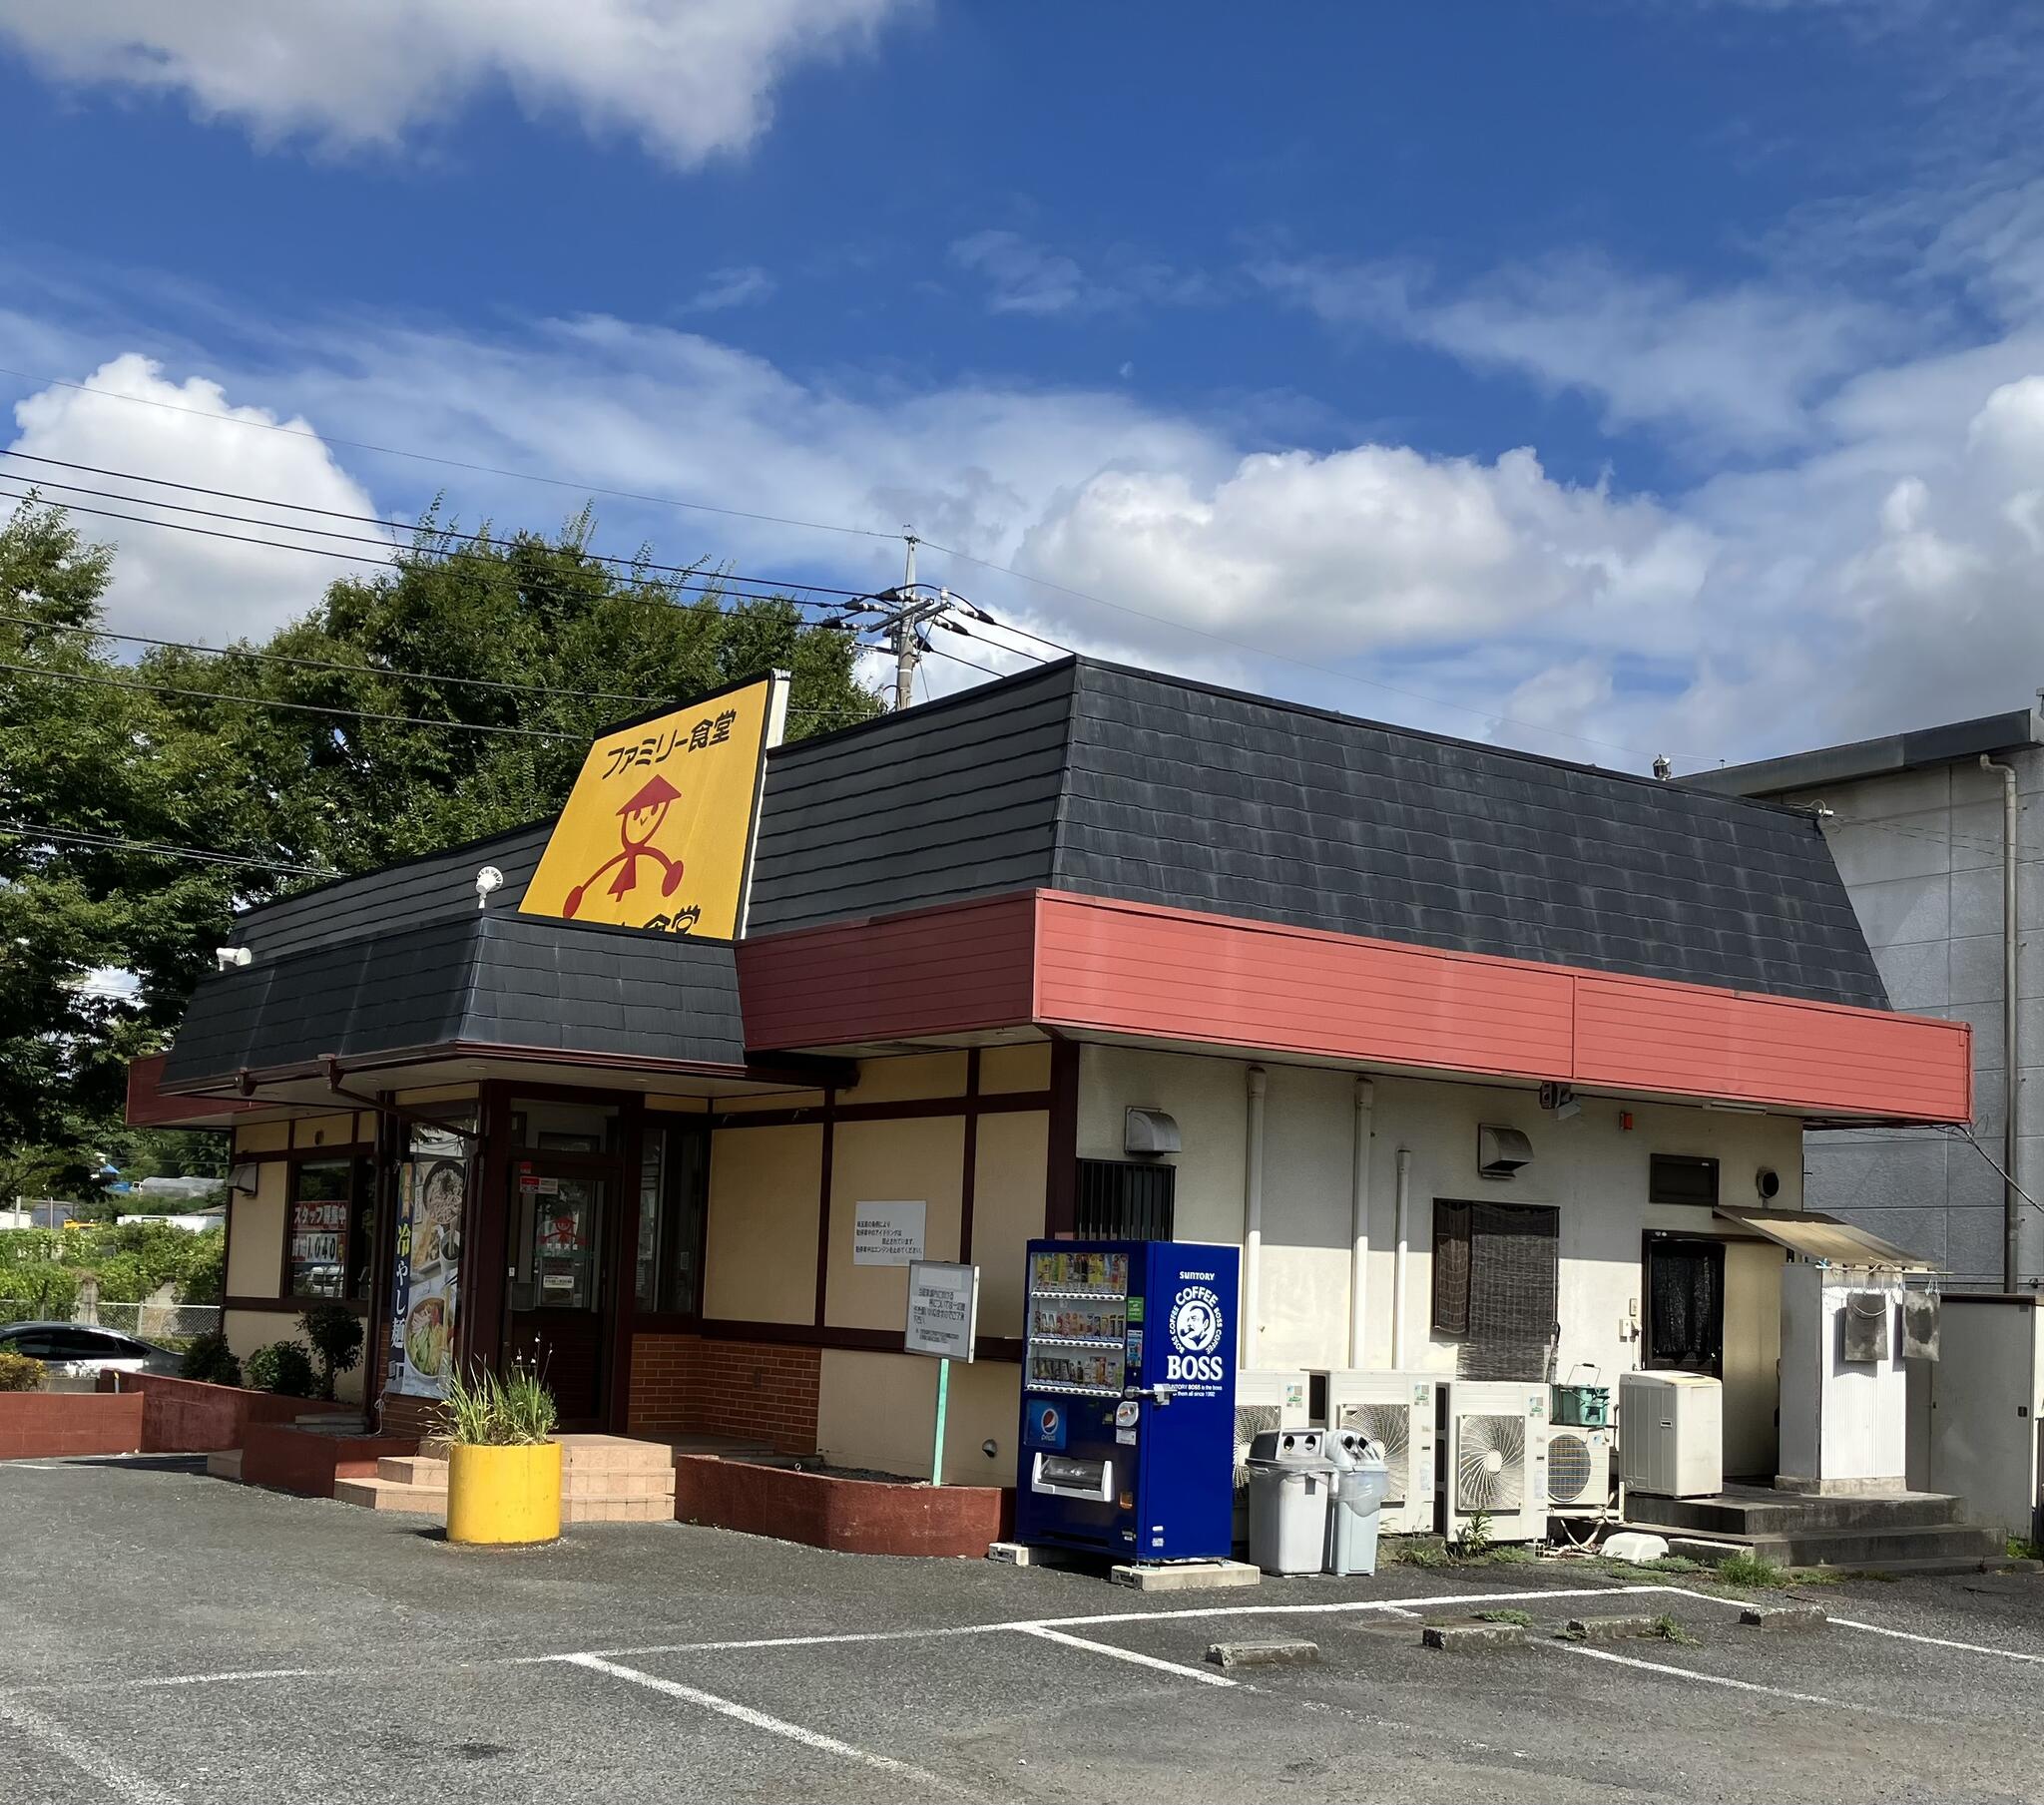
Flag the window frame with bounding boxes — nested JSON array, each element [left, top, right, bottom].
[[632, 1119, 711, 1327], [280, 1146, 377, 1308], [1430, 1195, 1561, 1345]]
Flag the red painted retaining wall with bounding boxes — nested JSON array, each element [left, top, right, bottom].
[[98, 1372, 351, 1454], [240, 1422, 417, 1499], [676, 1456, 1010, 1558], [0, 1392, 145, 1459]]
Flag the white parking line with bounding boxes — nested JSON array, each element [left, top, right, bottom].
[[0, 1693, 178, 1805], [1828, 1618, 2044, 1663], [555, 1651, 968, 1796], [1551, 1641, 1842, 1706], [1010, 1622, 1239, 1687]]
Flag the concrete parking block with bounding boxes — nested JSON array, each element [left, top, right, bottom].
[[1423, 1621, 1527, 1650], [1206, 1638, 1320, 1669], [1740, 1602, 1827, 1629], [1564, 1613, 1664, 1643], [1110, 1559, 1261, 1591]]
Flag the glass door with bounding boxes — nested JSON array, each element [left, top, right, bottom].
[[506, 1163, 609, 1427]]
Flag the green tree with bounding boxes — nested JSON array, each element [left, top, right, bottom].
[[0, 498, 883, 1187]]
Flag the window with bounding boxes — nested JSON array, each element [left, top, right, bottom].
[[1075, 1159, 1176, 1241], [1431, 1198, 1560, 1345], [636, 1123, 708, 1316], [1649, 1154, 1719, 1208], [287, 1155, 375, 1301]]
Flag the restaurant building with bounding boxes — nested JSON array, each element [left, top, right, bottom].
[[129, 658, 1972, 1489]]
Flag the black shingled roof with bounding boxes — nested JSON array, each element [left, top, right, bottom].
[[163, 656, 1889, 1086]]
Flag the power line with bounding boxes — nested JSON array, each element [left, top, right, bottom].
[[0, 659, 584, 741], [0, 363, 903, 546], [0, 821, 332, 878], [0, 449, 875, 601], [0, 612, 882, 722]]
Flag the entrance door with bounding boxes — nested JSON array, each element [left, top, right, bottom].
[[1645, 1235, 1780, 1478], [506, 1165, 609, 1427]]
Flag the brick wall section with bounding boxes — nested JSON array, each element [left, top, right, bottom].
[[0, 1392, 144, 1459], [97, 1372, 350, 1453], [628, 1334, 819, 1454], [378, 1393, 442, 1441]]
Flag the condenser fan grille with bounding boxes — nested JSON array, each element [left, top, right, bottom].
[[1548, 1430, 1592, 1504], [1339, 1400, 1410, 1503], [1233, 1404, 1279, 1492], [1454, 1412, 1527, 1513]]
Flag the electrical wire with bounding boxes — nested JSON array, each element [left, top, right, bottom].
[[0, 659, 584, 740], [0, 449, 876, 601], [0, 821, 332, 877], [0, 613, 882, 722], [0, 363, 904, 546]]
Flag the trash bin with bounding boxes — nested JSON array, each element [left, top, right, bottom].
[[1247, 1429, 1340, 1576], [1326, 1430, 1388, 1577]]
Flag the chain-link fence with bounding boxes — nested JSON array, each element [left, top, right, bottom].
[[0, 1298, 221, 1346]]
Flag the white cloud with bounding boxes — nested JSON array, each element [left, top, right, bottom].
[[680, 266, 776, 313], [1263, 253, 1906, 450], [7, 354, 381, 643], [0, 0, 912, 168], [948, 231, 1208, 318]]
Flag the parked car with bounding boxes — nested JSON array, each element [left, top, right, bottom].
[[0, 1322, 181, 1382]]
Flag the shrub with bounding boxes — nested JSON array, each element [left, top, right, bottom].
[[435, 1361, 557, 1446], [1714, 1551, 1791, 1589], [0, 1351, 45, 1391], [180, 1331, 243, 1388], [297, 1303, 364, 1402], [245, 1340, 316, 1398]]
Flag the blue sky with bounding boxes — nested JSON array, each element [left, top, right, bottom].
[[1, 1, 2040, 770]]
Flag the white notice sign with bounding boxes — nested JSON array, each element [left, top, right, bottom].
[[852, 1200, 926, 1266], [905, 1261, 979, 1362]]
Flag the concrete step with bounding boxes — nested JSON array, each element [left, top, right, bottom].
[[563, 1473, 674, 1502], [1630, 1490, 1966, 1537], [1672, 1522, 2007, 1571], [333, 1477, 445, 1515], [205, 1449, 243, 1482], [557, 1435, 676, 1477], [562, 1496, 674, 1525]]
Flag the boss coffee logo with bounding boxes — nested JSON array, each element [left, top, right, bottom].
[[1165, 1282, 1226, 1384]]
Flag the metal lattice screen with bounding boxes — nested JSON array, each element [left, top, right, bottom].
[[1075, 1159, 1176, 1241]]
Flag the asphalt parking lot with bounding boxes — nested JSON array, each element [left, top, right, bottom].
[[2, 1455, 2041, 1804]]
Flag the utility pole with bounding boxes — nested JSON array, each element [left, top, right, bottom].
[[893, 532, 920, 712]]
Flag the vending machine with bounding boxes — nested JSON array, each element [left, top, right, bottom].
[[1015, 1238, 1240, 1562]]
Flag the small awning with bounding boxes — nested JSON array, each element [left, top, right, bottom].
[[1714, 1205, 1938, 1272]]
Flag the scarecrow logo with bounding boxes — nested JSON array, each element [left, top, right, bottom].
[[563, 773, 688, 919]]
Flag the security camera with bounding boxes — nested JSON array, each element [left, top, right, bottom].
[[475, 865, 504, 908], [215, 946, 253, 970]]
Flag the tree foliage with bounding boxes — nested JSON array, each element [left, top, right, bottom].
[[0, 498, 882, 1189]]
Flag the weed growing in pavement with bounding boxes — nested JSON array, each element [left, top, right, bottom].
[[2009, 1536, 2042, 1561], [1651, 1613, 1700, 1646], [1385, 1537, 1536, 1570], [1712, 1552, 1792, 1589], [1454, 1509, 1494, 1559], [1474, 1608, 1533, 1626]]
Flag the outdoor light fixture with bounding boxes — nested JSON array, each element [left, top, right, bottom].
[[215, 946, 253, 970], [475, 865, 505, 907]]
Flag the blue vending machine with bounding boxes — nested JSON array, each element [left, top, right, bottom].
[[1015, 1238, 1240, 1562]]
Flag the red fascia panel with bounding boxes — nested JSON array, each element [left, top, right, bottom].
[[125, 1052, 258, 1128], [737, 891, 1038, 1050], [1031, 891, 1971, 1125]]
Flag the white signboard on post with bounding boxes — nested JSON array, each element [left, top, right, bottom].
[[853, 1200, 926, 1266], [905, 1260, 979, 1361]]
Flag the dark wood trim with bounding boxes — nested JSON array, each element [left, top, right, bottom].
[[366, 1098, 400, 1418], [695, 1316, 1022, 1363], [812, 1093, 836, 1329], [606, 1096, 646, 1435], [1044, 1035, 1081, 1237], [465, 1083, 513, 1376], [709, 1089, 1051, 1131], [958, 1050, 981, 1264]]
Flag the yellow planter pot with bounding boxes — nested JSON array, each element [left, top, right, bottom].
[[446, 1440, 562, 1546]]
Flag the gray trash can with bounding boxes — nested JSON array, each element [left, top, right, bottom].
[[1247, 1429, 1340, 1576], [1326, 1430, 1388, 1577]]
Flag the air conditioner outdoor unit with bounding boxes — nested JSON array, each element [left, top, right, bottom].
[[1440, 1380, 1550, 1544], [1546, 1424, 1614, 1515], [1232, 1369, 1310, 1540], [1322, 1370, 1437, 1534], [1618, 1370, 1723, 1499]]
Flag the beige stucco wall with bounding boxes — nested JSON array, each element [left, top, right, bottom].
[[846, 1051, 969, 1104], [289, 1113, 361, 1149], [823, 1117, 965, 1332], [225, 1161, 287, 1297], [979, 1042, 1051, 1095], [815, 1347, 1019, 1486], [703, 1123, 823, 1323], [970, 1111, 1049, 1338], [1076, 1044, 1806, 1431], [233, 1122, 289, 1155]]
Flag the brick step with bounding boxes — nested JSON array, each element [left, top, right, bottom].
[[562, 1497, 674, 1525], [564, 1474, 674, 1502], [334, 1477, 446, 1515], [205, 1449, 243, 1482], [292, 1415, 369, 1435], [376, 1455, 449, 1487]]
